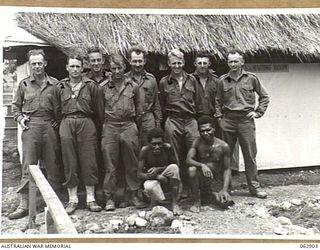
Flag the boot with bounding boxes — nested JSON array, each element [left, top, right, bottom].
[[8, 193, 28, 220], [249, 184, 267, 199], [86, 185, 102, 212], [66, 186, 78, 215], [105, 195, 116, 211]]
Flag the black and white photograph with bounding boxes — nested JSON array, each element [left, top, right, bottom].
[[1, 6, 320, 239]]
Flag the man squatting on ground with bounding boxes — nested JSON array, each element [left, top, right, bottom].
[[125, 45, 162, 147], [99, 54, 146, 211], [138, 128, 182, 215], [159, 49, 202, 197], [10, 49, 63, 219], [186, 115, 234, 213], [56, 54, 103, 214], [215, 49, 270, 198]]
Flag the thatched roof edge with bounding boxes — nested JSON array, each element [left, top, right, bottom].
[[15, 12, 320, 60]]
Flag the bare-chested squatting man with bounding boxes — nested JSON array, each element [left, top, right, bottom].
[[186, 115, 234, 213], [137, 128, 182, 215]]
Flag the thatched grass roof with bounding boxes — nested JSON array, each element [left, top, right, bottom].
[[15, 12, 320, 60]]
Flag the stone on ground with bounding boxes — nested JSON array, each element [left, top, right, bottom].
[[135, 217, 147, 227], [290, 199, 302, 206], [274, 226, 289, 235], [277, 216, 292, 225]]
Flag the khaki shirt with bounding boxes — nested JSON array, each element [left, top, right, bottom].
[[12, 74, 59, 122], [100, 76, 142, 122], [215, 70, 270, 118], [125, 70, 162, 122], [159, 71, 202, 119], [193, 70, 219, 117], [56, 76, 103, 125]]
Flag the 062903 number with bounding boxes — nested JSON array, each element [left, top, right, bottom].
[[300, 244, 318, 248]]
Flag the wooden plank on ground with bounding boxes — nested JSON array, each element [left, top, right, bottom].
[[28, 175, 37, 229], [29, 165, 78, 234]]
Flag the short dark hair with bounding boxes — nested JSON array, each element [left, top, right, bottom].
[[197, 115, 215, 128], [127, 45, 147, 60], [226, 49, 244, 58], [108, 54, 125, 67], [195, 51, 211, 60], [27, 49, 46, 60], [87, 46, 103, 55], [147, 128, 165, 142], [67, 53, 84, 65]]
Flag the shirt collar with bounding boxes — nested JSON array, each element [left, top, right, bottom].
[[226, 69, 249, 81], [86, 70, 106, 79], [127, 70, 148, 80], [30, 73, 52, 85], [193, 69, 216, 77], [168, 70, 187, 83], [107, 76, 132, 88]]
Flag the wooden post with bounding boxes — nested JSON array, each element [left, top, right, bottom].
[[28, 173, 37, 229], [45, 207, 58, 234], [29, 164, 78, 234]]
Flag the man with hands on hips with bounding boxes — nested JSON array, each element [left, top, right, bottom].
[[215, 49, 270, 199]]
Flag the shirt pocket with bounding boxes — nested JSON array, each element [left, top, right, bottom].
[[23, 91, 38, 110], [61, 93, 72, 111], [165, 86, 179, 103], [39, 93, 53, 110], [183, 84, 195, 103], [143, 86, 153, 104], [240, 84, 255, 104], [122, 91, 135, 113], [222, 85, 233, 102], [79, 93, 92, 112], [80, 93, 91, 102], [104, 91, 115, 109]]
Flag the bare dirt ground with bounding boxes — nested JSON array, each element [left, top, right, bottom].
[[2, 135, 320, 235]]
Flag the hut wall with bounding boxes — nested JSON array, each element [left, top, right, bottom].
[[237, 63, 320, 171]]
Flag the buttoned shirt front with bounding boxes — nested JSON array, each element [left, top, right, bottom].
[[215, 70, 269, 118], [100, 76, 142, 121], [193, 70, 219, 117], [125, 70, 162, 122], [56, 76, 103, 124], [12, 74, 59, 122], [159, 71, 202, 119]]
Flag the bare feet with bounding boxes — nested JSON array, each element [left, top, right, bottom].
[[173, 203, 182, 215], [190, 202, 200, 213]]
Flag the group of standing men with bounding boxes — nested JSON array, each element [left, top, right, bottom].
[[9, 45, 269, 220]]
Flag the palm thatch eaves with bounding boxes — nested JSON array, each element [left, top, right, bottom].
[[15, 12, 320, 60]]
